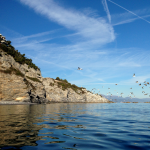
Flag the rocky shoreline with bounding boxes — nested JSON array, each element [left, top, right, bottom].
[[0, 48, 111, 104], [0, 101, 36, 105], [0, 101, 111, 105]]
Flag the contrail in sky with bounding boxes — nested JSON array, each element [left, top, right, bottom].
[[102, 0, 111, 23], [108, 0, 150, 24]]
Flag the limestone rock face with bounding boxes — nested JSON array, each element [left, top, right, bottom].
[[42, 78, 68, 102], [0, 48, 110, 103], [0, 72, 30, 102], [42, 78, 110, 103], [0, 49, 47, 104], [0, 49, 41, 78]]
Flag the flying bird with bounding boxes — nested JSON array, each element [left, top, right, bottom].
[[133, 73, 135, 77], [136, 81, 138, 83], [77, 67, 83, 70]]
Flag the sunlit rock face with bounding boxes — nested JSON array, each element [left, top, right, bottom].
[[0, 72, 30, 101], [42, 78, 110, 103], [0, 49, 47, 103], [0, 48, 110, 103]]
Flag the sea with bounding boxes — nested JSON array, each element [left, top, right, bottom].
[[0, 103, 150, 150]]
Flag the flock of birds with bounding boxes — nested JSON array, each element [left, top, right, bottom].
[[77, 68, 150, 102]]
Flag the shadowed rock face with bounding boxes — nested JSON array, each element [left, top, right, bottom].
[[0, 49, 110, 103]]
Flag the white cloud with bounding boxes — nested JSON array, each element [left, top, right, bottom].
[[108, 0, 150, 24], [118, 62, 141, 67], [19, 0, 115, 46], [112, 13, 150, 26], [106, 1, 150, 26], [102, 0, 111, 23]]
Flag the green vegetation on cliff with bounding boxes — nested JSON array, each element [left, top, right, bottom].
[[0, 41, 40, 70], [0, 66, 24, 77], [55, 77, 85, 94], [26, 76, 42, 83]]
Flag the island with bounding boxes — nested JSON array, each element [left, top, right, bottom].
[[0, 34, 111, 104]]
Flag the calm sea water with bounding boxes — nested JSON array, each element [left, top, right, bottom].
[[0, 103, 150, 150]]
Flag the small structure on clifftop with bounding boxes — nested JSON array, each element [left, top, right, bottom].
[[0, 34, 7, 44]]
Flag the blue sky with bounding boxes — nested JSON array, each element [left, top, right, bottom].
[[1, 0, 150, 100]]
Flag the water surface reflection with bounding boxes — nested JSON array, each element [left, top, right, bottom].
[[0, 105, 46, 147], [0, 103, 150, 150]]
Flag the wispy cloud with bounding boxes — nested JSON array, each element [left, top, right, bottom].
[[102, 0, 111, 23], [112, 12, 150, 26], [105, 0, 150, 26], [19, 0, 115, 46], [108, 0, 150, 24], [14, 29, 59, 41]]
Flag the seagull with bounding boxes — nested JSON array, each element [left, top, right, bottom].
[[77, 67, 83, 70], [139, 83, 141, 86], [115, 84, 118, 85], [133, 73, 135, 77], [130, 88, 132, 89], [136, 81, 138, 83], [147, 82, 149, 85]]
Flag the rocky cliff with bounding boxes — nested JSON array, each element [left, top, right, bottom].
[[0, 48, 110, 104]]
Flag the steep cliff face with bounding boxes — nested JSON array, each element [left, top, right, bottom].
[[41, 78, 109, 103], [0, 48, 110, 103], [0, 49, 46, 103]]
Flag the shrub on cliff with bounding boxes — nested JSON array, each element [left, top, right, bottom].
[[56, 77, 85, 94], [26, 76, 42, 83], [56, 77, 60, 80], [0, 42, 40, 71], [0, 67, 24, 77]]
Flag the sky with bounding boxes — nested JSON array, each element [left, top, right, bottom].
[[0, 0, 150, 101]]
